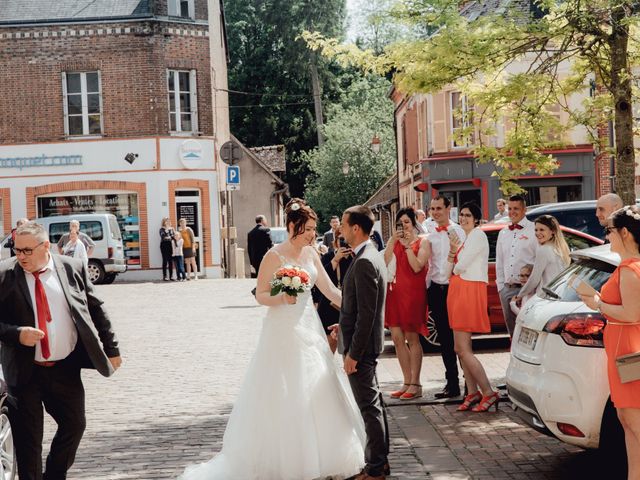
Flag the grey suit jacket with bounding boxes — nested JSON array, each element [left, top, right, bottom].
[[0, 255, 120, 387], [338, 243, 387, 361]]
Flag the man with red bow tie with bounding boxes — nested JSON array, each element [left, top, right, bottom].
[[426, 195, 466, 399], [495, 194, 538, 337]]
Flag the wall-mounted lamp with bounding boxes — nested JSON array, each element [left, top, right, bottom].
[[125, 153, 139, 165], [370, 134, 381, 154]]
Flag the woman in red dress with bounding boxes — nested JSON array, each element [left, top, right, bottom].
[[384, 207, 431, 400], [579, 205, 640, 478]]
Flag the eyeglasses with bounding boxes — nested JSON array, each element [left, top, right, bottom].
[[14, 241, 45, 256], [604, 226, 618, 236]]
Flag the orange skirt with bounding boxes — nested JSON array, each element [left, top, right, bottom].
[[604, 324, 640, 408], [447, 275, 490, 333]]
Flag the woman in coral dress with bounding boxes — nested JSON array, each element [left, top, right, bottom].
[[384, 207, 431, 400], [579, 205, 640, 479], [446, 202, 499, 412]]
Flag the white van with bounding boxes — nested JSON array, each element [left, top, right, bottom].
[[0, 213, 126, 284]]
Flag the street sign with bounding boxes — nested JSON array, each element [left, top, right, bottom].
[[226, 165, 240, 190], [227, 184, 239, 191], [220, 140, 243, 165]]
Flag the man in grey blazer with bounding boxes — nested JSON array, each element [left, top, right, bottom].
[[336, 205, 389, 480], [0, 222, 121, 480]]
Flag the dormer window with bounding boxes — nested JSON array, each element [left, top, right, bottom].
[[168, 0, 194, 19]]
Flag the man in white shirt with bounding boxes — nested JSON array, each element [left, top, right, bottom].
[[493, 198, 507, 221], [426, 195, 466, 399], [0, 222, 121, 480], [595, 193, 623, 227], [495, 194, 538, 337]]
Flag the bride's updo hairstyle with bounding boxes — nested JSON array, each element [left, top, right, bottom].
[[285, 198, 318, 239], [611, 205, 640, 249]]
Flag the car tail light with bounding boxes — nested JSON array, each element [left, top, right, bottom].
[[543, 313, 605, 347], [108, 247, 113, 258], [557, 422, 585, 437]]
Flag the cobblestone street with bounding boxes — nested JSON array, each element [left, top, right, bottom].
[[34, 279, 614, 480]]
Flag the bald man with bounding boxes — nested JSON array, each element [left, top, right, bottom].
[[596, 193, 624, 227]]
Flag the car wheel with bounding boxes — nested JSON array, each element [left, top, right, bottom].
[[420, 312, 441, 352], [599, 398, 627, 475], [0, 405, 15, 480], [87, 260, 105, 284], [102, 273, 117, 284]]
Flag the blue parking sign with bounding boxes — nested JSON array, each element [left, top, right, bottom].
[[226, 165, 240, 185]]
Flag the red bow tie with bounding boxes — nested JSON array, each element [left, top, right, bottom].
[[509, 223, 524, 231], [435, 224, 449, 233]]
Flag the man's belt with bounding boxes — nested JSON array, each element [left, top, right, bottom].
[[34, 360, 57, 367]]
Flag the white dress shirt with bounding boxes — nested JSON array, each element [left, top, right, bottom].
[[426, 222, 466, 286], [352, 239, 370, 256], [449, 227, 489, 283], [25, 256, 77, 362], [495, 217, 538, 292]]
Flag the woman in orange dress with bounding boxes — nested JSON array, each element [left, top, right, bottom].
[[384, 207, 431, 400], [579, 205, 640, 478], [446, 202, 499, 412]]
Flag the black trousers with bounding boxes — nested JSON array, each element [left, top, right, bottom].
[[160, 241, 174, 279], [428, 282, 459, 386], [347, 355, 389, 476], [8, 361, 86, 480]]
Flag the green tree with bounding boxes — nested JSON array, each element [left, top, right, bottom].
[[306, 0, 640, 203], [224, 0, 348, 196], [302, 76, 396, 225]]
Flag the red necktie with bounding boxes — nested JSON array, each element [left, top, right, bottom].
[[32, 270, 52, 359], [509, 223, 524, 231], [436, 224, 449, 233]]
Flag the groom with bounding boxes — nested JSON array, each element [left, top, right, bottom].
[[336, 205, 389, 480]]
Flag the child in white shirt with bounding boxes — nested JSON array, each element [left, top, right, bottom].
[[172, 232, 186, 281]]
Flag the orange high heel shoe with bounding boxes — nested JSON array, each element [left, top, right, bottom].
[[400, 384, 423, 400], [457, 391, 482, 411], [390, 384, 410, 399], [471, 391, 500, 412]]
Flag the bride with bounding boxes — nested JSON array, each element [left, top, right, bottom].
[[179, 198, 366, 480]]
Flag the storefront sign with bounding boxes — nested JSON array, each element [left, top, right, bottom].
[[179, 140, 203, 169], [0, 154, 82, 170]]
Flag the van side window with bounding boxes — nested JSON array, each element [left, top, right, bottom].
[[48, 221, 104, 243]]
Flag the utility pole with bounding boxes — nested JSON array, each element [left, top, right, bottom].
[[310, 54, 324, 147]]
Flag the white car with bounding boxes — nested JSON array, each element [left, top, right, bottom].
[[506, 244, 625, 453]]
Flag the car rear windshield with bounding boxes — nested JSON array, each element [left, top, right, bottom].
[[544, 257, 616, 302], [108, 216, 122, 240], [49, 221, 104, 243]]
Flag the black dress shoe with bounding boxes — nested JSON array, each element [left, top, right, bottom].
[[434, 385, 461, 399]]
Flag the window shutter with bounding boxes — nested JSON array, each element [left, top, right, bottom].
[[61, 72, 69, 136], [188, 0, 195, 19], [168, 0, 178, 16], [190, 69, 198, 133]]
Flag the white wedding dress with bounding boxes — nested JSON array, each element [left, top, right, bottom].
[[179, 255, 366, 480]]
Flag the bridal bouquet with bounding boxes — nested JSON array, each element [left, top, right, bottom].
[[270, 265, 311, 297]]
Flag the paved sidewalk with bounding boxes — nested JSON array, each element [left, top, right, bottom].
[[29, 279, 604, 479]]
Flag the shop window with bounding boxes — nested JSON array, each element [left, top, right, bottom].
[[168, 0, 195, 19], [450, 91, 475, 148], [62, 71, 102, 137], [168, 70, 198, 133], [37, 193, 141, 268]]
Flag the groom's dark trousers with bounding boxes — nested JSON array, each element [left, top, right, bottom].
[[347, 354, 390, 476], [338, 242, 389, 477]]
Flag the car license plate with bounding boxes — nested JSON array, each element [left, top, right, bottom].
[[518, 327, 539, 350]]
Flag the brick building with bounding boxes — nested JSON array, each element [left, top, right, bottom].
[[0, 0, 230, 279]]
